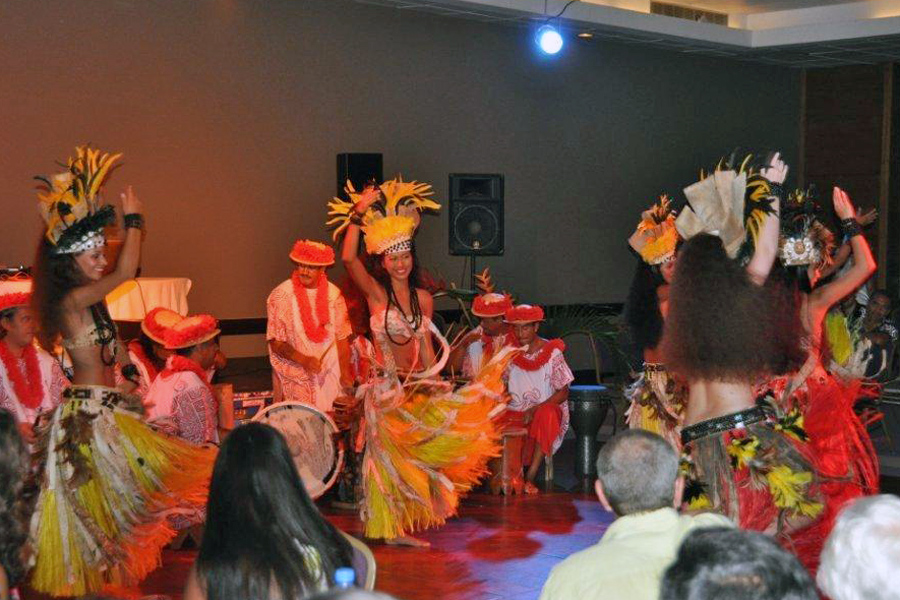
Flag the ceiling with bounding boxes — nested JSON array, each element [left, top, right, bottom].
[[350, 0, 900, 65]]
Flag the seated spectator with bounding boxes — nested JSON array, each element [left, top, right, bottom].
[[539, 429, 732, 600], [857, 290, 897, 377], [661, 528, 817, 600], [0, 409, 28, 600], [817, 494, 900, 600], [184, 423, 361, 600]]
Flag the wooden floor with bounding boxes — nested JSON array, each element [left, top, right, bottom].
[[23, 491, 613, 600]]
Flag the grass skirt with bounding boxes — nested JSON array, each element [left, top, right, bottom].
[[625, 363, 686, 450], [28, 385, 216, 596], [680, 399, 825, 570], [360, 349, 512, 539]]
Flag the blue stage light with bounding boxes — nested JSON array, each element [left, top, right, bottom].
[[536, 24, 563, 55]]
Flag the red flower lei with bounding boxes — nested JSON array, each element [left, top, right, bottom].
[[513, 338, 566, 372], [292, 271, 331, 344], [481, 332, 517, 359], [162, 355, 214, 395], [127, 340, 159, 383], [0, 341, 44, 409]]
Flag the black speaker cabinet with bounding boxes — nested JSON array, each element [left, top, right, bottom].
[[449, 173, 504, 256], [337, 153, 383, 200]]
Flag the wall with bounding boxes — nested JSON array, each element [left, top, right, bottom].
[[0, 0, 800, 355]]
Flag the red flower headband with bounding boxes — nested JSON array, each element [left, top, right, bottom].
[[290, 240, 335, 266], [0, 293, 30, 313], [164, 314, 220, 350], [472, 293, 513, 318], [505, 304, 544, 324]]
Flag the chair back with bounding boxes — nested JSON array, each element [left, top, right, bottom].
[[340, 531, 377, 590]]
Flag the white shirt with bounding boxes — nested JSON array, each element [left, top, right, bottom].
[[506, 345, 574, 453], [0, 344, 68, 425], [267, 278, 351, 412], [145, 356, 218, 444]]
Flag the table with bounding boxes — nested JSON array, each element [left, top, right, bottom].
[[105, 277, 192, 321]]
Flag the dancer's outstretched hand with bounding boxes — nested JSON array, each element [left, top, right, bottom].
[[761, 152, 788, 184], [833, 187, 857, 220], [858, 207, 878, 226], [354, 185, 381, 213], [121, 185, 143, 215]]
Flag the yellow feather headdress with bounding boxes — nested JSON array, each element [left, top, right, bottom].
[[628, 195, 680, 265], [35, 145, 121, 254], [327, 176, 440, 255], [676, 156, 776, 261]]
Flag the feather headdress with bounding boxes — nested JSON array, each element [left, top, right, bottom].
[[628, 195, 680, 265], [779, 187, 835, 268], [675, 155, 777, 261], [327, 176, 440, 255], [35, 145, 121, 254]]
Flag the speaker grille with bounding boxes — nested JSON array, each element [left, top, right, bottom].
[[448, 174, 504, 256]]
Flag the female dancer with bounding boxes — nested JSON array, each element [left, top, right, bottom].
[[761, 186, 879, 570], [29, 146, 215, 596], [328, 178, 511, 546], [625, 155, 786, 448], [624, 196, 685, 448]]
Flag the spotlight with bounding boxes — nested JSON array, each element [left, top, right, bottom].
[[536, 24, 564, 55]]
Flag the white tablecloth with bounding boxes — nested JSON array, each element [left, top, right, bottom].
[[106, 277, 192, 321]]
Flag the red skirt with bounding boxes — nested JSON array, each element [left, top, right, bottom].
[[496, 402, 563, 465]]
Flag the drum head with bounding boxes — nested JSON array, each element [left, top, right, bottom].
[[252, 402, 344, 499]]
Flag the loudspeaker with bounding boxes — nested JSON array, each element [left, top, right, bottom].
[[449, 173, 504, 256], [337, 153, 383, 200]]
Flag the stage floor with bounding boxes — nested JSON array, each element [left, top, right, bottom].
[[23, 491, 614, 600]]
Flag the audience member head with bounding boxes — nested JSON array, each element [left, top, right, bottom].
[[197, 423, 354, 600], [817, 494, 900, 600], [661, 234, 805, 383], [594, 429, 679, 516], [866, 290, 892, 325], [661, 527, 816, 600], [0, 409, 28, 588]]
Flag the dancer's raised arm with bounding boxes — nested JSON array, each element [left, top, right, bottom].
[[746, 153, 787, 285], [341, 185, 384, 303], [810, 187, 876, 312]]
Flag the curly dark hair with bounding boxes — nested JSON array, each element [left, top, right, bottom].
[[365, 244, 424, 345], [137, 332, 167, 373], [624, 260, 666, 352], [31, 236, 88, 351], [661, 234, 805, 382], [0, 409, 28, 587]]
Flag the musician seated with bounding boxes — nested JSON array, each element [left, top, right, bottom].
[[145, 314, 221, 445], [497, 304, 573, 494]]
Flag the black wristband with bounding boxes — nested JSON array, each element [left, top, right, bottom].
[[124, 213, 144, 229], [841, 218, 862, 238], [767, 181, 784, 202], [349, 211, 365, 226], [122, 363, 140, 384]]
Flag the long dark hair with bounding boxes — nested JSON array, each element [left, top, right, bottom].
[[366, 244, 423, 345], [197, 423, 354, 600], [32, 237, 117, 362], [661, 234, 805, 383], [624, 260, 666, 353], [31, 237, 86, 351], [0, 409, 28, 587]]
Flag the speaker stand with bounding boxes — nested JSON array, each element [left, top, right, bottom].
[[470, 256, 477, 291]]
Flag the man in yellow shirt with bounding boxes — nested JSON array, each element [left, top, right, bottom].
[[539, 430, 733, 600]]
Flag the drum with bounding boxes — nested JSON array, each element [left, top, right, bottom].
[[568, 384, 611, 480], [252, 402, 344, 499]]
